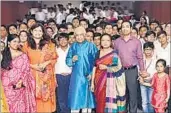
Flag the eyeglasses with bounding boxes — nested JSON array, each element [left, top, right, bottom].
[[144, 48, 153, 51]]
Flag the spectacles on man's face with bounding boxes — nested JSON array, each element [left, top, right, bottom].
[[144, 48, 153, 51]]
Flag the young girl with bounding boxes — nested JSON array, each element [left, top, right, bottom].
[[140, 59, 170, 113]]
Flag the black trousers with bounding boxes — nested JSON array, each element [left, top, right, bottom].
[[125, 67, 138, 113]]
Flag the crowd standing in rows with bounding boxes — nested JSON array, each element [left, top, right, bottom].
[[1, 2, 171, 113]]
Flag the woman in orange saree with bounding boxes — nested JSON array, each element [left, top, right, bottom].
[[23, 23, 57, 112], [91, 34, 126, 113]]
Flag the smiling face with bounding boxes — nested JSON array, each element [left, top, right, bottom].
[[104, 25, 113, 35], [31, 26, 43, 39], [72, 19, 79, 28], [85, 32, 93, 42], [9, 37, 20, 50], [74, 27, 86, 43], [19, 31, 28, 42], [19, 24, 28, 32], [147, 34, 155, 42], [121, 22, 132, 36], [59, 37, 68, 48], [101, 35, 112, 49], [27, 19, 36, 28], [9, 26, 18, 35], [158, 33, 167, 45], [46, 28, 54, 38]]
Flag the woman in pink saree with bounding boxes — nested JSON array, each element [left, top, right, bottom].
[[1, 34, 36, 112]]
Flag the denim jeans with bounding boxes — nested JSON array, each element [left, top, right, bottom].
[[140, 85, 154, 113], [56, 74, 71, 113]]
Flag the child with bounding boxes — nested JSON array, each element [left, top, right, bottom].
[[140, 42, 157, 113], [68, 32, 75, 45], [140, 59, 170, 113]]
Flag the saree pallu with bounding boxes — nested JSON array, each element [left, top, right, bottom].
[[1, 54, 36, 112], [22, 42, 57, 112], [34, 43, 57, 112], [94, 51, 126, 113]]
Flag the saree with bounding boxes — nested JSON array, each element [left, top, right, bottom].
[[94, 50, 126, 113], [1, 54, 36, 112], [23, 42, 57, 112]]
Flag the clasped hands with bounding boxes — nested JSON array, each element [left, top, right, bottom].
[[138, 70, 151, 84], [34, 61, 50, 72]]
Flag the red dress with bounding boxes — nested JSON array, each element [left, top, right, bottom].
[[151, 73, 170, 109]]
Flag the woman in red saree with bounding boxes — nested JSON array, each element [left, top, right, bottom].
[[1, 34, 36, 112], [91, 34, 126, 113]]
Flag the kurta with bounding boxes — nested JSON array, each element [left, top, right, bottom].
[[151, 73, 170, 109], [66, 41, 98, 110], [22, 42, 57, 112]]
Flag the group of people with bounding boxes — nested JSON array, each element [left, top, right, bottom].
[[1, 2, 171, 113]]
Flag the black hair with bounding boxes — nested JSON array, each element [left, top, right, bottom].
[[8, 24, 17, 34], [155, 25, 163, 31], [140, 16, 147, 25], [69, 8, 75, 14], [93, 33, 101, 40], [19, 22, 28, 29], [86, 29, 94, 37], [58, 24, 67, 30], [28, 23, 50, 50], [95, 24, 103, 29], [145, 30, 156, 37], [143, 11, 147, 15], [1, 41, 5, 46], [1, 34, 19, 70], [1, 25, 7, 29], [132, 27, 138, 34], [46, 27, 54, 32], [66, 22, 73, 28], [156, 59, 167, 68], [150, 20, 159, 26], [72, 17, 79, 22], [121, 21, 132, 28], [19, 30, 29, 42], [143, 42, 154, 50], [68, 32, 74, 36], [104, 23, 113, 29], [139, 25, 149, 31], [47, 18, 57, 25], [27, 17, 36, 24], [80, 19, 89, 25], [157, 30, 167, 37], [100, 33, 113, 48], [57, 33, 69, 41]]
